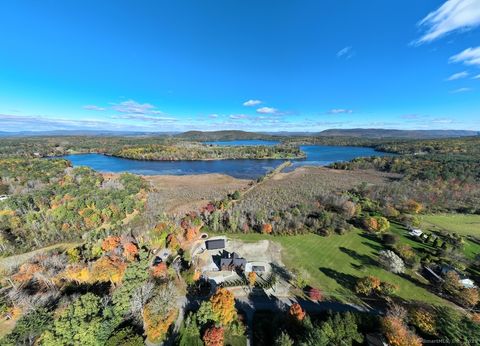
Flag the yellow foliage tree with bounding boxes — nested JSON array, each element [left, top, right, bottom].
[[247, 272, 257, 287], [210, 288, 237, 325], [143, 306, 177, 343]]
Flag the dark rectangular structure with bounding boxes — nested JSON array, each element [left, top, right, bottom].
[[205, 239, 225, 250]]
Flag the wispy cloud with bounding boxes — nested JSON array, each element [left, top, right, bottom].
[[450, 87, 472, 93], [229, 114, 249, 120], [328, 108, 353, 114], [256, 107, 278, 114], [446, 71, 469, 80], [336, 46, 354, 59], [83, 105, 106, 111], [473, 74, 480, 79], [415, 0, 480, 44], [209, 114, 219, 118], [242, 99, 262, 107], [450, 46, 480, 66], [111, 114, 177, 123], [111, 99, 163, 115], [0, 113, 151, 132]]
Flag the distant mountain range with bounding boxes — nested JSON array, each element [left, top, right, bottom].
[[0, 129, 478, 139], [313, 128, 479, 139]]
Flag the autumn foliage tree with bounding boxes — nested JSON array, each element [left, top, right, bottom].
[[101, 236, 121, 252], [362, 216, 390, 233], [289, 303, 305, 321], [382, 315, 422, 346], [410, 307, 436, 335], [210, 288, 237, 325], [307, 287, 322, 301], [203, 326, 224, 346], [355, 276, 381, 295], [262, 223, 273, 234], [458, 287, 480, 308], [247, 271, 257, 287]]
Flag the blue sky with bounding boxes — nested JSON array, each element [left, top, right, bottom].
[[1, 0, 480, 132]]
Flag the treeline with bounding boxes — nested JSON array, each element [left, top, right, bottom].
[[0, 159, 147, 255], [112, 143, 305, 161], [331, 154, 480, 182]]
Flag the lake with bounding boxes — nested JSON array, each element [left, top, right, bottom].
[[61, 141, 389, 179]]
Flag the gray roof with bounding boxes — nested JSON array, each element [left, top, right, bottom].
[[220, 252, 246, 270], [205, 239, 225, 250]]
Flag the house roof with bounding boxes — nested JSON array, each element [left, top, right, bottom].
[[205, 239, 225, 250], [220, 252, 246, 269]]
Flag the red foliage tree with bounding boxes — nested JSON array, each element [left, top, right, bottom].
[[307, 287, 323, 301], [203, 326, 224, 346]]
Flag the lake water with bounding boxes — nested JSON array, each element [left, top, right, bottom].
[[61, 141, 389, 179]]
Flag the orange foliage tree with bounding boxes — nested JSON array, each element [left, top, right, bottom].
[[289, 303, 305, 321], [122, 242, 138, 261], [203, 326, 224, 346], [403, 199, 423, 214], [382, 315, 422, 346], [151, 262, 168, 278], [210, 288, 237, 325], [262, 223, 273, 234], [101, 236, 121, 252], [143, 306, 177, 343], [247, 272, 257, 287]]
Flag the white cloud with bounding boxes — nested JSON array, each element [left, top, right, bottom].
[[416, 0, 480, 44], [111, 99, 163, 115], [111, 114, 177, 123], [450, 87, 472, 93], [209, 114, 219, 118], [328, 109, 353, 114], [229, 114, 249, 119], [446, 71, 469, 80], [243, 99, 262, 107], [83, 105, 106, 111], [336, 46, 354, 59], [449, 46, 480, 66], [256, 107, 277, 114], [473, 74, 480, 79]]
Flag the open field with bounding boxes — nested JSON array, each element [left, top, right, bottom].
[[144, 174, 251, 215], [421, 214, 480, 237], [236, 166, 401, 212], [226, 229, 448, 306]]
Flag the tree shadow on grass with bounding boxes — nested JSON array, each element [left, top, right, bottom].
[[360, 241, 384, 253], [398, 272, 435, 293], [319, 267, 358, 291], [339, 247, 378, 267]]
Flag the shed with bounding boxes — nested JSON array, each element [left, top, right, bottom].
[[205, 239, 225, 250]]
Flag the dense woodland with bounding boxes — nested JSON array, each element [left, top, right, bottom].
[[0, 159, 147, 255], [112, 143, 305, 161]]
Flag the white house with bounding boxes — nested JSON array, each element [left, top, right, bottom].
[[409, 229, 423, 237]]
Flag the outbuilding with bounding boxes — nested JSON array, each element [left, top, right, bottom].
[[205, 239, 225, 250]]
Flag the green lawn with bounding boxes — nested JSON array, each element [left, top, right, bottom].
[[421, 214, 480, 237], [226, 229, 448, 305]]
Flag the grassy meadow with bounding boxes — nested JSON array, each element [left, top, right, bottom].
[[421, 214, 480, 236], [226, 226, 448, 306]]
